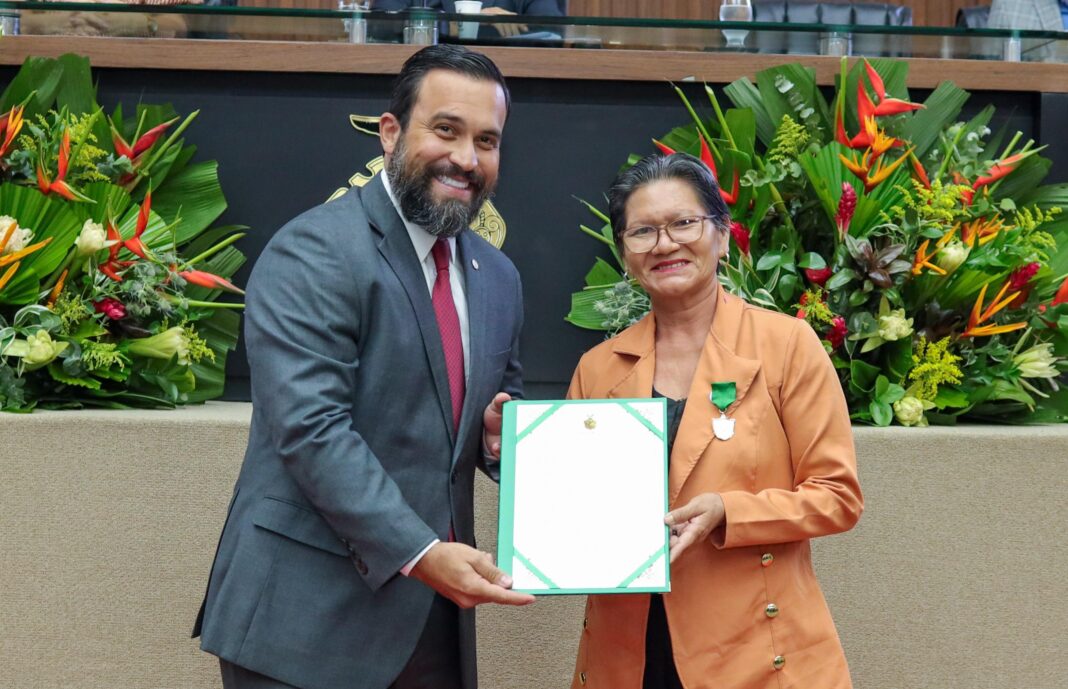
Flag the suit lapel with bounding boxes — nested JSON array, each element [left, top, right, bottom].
[[362, 177, 455, 445], [597, 286, 762, 506]]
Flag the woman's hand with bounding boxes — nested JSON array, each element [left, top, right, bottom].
[[665, 493, 725, 563]]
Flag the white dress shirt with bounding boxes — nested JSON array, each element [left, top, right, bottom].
[[380, 171, 468, 576]]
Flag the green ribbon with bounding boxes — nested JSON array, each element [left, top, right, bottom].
[[710, 382, 736, 412]]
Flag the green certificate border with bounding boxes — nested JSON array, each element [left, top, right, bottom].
[[497, 398, 670, 596]]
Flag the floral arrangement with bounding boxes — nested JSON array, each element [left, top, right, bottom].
[[568, 59, 1068, 426], [0, 55, 244, 412]]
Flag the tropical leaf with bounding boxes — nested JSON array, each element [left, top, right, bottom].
[[149, 161, 227, 244], [187, 308, 240, 404], [902, 81, 971, 159]]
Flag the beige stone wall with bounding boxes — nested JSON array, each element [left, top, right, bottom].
[[2, 403, 1066, 689]]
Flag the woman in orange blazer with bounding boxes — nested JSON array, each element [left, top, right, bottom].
[[568, 153, 863, 689]]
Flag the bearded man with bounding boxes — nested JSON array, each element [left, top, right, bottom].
[[194, 44, 533, 689]]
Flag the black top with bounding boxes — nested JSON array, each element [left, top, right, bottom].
[[653, 388, 687, 460]]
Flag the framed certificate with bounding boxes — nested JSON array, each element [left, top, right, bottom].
[[497, 399, 670, 595]]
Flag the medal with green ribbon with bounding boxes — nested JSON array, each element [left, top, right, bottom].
[[709, 382, 736, 441]]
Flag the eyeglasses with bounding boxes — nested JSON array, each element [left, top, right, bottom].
[[620, 215, 713, 254]]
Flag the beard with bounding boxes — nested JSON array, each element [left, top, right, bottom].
[[385, 136, 493, 238]]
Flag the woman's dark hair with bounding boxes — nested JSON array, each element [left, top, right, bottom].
[[389, 45, 511, 129], [607, 153, 731, 251]]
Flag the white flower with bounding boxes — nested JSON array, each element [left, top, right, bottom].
[[74, 219, 112, 256], [1, 329, 69, 369], [0, 215, 33, 256], [877, 309, 914, 342], [893, 396, 925, 427], [937, 242, 969, 273], [1014, 343, 1059, 380], [127, 326, 190, 366]]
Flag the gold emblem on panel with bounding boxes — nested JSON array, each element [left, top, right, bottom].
[[329, 115, 506, 250]]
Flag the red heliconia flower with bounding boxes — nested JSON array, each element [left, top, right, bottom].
[[719, 170, 740, 206], [652, 139, 675, 156], [112, 117, 178, 162], [804, 267, 833, 287], [826, 316, 848, 349], [123, 191, 152, 259], [1008, 262, 1041, 292], [36, 128, 84, 201], [99, 220, 135, 282], [973, 152, 1027, 190], [697, 132, 719, 178], [1052, 275, 1068, 307], [93, 297, 127, 320], [836, 182, 857, 240], [909, 153, 931, 190], [729, 221, 750, 257], [864, 60, 925, 117], [179, 269, 245, 295]]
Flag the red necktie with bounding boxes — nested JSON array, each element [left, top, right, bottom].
[[431, 239, 465, 431]]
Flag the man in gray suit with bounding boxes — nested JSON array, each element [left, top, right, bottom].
[[194, 45, 534, 689], [989, 0, 1064, 31]]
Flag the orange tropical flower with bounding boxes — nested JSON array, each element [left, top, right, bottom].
[[0, 104, 25, 159], [959, 216, 1006, 247], [912, 239, 947, 276], [961, 280, 1027, 338]]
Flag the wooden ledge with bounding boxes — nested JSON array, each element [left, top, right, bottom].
[[1, 35, 1067, 92]]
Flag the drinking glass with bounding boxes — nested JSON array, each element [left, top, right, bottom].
[[719, 0, 753, 49]]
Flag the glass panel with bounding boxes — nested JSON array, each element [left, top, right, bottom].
[[0, 0, 1065, 63]]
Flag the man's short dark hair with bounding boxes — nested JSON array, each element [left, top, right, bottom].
[[388, 45, 511, 129]]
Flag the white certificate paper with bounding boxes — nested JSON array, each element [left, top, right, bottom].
[[497, 399, 670, 595]]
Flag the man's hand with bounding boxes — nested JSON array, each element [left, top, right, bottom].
[[482, 392, 510, 460], [410, 542, 535, 608], [665, 493, 725, 563], [481, 7, 527, 37]]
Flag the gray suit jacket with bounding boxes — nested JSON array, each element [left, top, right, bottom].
[[193, 174, 524, 689]]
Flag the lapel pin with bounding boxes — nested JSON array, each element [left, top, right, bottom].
[[710, 382, 737, 441], [471, 259, 480, 270]]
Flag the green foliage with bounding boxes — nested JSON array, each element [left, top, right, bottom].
[[0, 55, 245, 412], [568, 57, 1068, 426]]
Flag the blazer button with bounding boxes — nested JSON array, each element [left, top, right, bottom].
[[761, 553, 774, 567], [772, 655, 786, 670], [582, 616, 588, 630], [765, 603, 780, 618], [579, 671, 587, 685], [354, 557, 369, 576]]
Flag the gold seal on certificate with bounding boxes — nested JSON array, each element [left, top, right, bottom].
[[709, 382, 737, 441]]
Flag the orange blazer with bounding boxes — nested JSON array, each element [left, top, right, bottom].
[[568, 286, 863, 689]]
